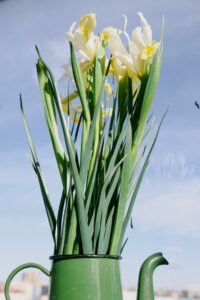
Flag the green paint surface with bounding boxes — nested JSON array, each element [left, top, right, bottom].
[[49, 257, 123, 300]]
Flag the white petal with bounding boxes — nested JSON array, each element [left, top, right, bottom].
[[137, 12, 149, 27], [108, 33, 128, 58], [123, 15, 128, 33], [131, 27, 145, 49], [123, 15, 132, 46], [137, 12, 152, 45], [66, 32, 75, 43], [69, 22, 77, 33]]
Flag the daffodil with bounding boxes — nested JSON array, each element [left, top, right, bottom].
[[61, 13, 113, 115], [101, 12, 160, 79], [125, 12, 160, 76], [101, 27, 127, 80], [66, 13, 98, 61]]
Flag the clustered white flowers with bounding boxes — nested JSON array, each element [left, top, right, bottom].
[[61, 12, 160, 118]]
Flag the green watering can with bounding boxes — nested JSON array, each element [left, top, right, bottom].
[[4, 252, 168, 300]]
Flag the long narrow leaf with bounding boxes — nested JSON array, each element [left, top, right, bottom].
[[94, 155, 127, 249], [56, 190, 66, 253], [110, 120, 132, 254], [85, 131, 105, 215], [70, 42, 91, 124], [119, 112, 167, 253], [58, 195, 69, 254], [106, 116, 129, 177], [36, 53, 93, 254], [130, 51, 162, 166], [36, 60, 67, 190], [79, 78, 106, 186], [20, 95, 56, 242], [98, 168, 120, 253], [103, 207, 115, 254]]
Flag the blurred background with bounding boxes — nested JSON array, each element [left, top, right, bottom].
[[0, 0, 200, 299]]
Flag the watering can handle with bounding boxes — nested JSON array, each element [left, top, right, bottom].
[[4, 262, 50, 300]]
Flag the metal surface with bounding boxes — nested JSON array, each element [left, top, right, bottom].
[[49, 256, 123, 300], [4, 263, 50, 300], [5, 253, 168, 300], [50, 254, 121, 260], [136, 252, 169, 300]]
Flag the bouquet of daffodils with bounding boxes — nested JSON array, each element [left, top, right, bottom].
[[21, 12, 163, 256]]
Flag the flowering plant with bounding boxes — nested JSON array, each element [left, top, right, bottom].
[[21, 12, 164, 255]]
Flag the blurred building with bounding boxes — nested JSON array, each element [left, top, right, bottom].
[[0, 272, 200, 299], [0, 271, 41, 300], [40, 286, 49, 300]]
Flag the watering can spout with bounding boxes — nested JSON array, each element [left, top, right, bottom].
[[136, 252, 168, 300]]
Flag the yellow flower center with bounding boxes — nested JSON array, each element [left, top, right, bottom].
[[141, 42, 160, 60], [100, 31, 110, 42]]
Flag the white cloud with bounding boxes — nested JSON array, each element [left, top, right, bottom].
[[149, 151, 196, 180], [135, 177, 200, 238]]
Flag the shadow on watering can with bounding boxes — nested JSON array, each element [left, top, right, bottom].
[[4, 252, 168, 300]]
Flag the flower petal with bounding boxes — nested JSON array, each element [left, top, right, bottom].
[[137, 12, 152, 45]]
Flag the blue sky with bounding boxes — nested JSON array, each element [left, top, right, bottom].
[[0, 0, 200, 291]]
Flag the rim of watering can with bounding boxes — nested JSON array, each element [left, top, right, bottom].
[[49, 254, 122, 260]]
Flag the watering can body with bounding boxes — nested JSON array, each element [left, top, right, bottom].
[[4, 253, 168, 300], [50, 255, 123, 300]]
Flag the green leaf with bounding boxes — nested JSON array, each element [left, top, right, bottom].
[[36, 53, 93, 254], [79, 79, 106, 186], [88, 211, 95, 241], [87, 48, 104, 180], [94, 155, 127, 250], [103, 207, 115, 254], [36, 62, 68, 190], [20, 95, 56, 243], [70, 42, 91, 124], [93, 51, 103, 104], [131, 52, 162, 166], [128, 145, 147, 199], [120, 238, 128, 254], [110, 119, 132, 254], [119, 111, 167, 253], [109, 95, 117, 133], [106, 116, 129, 177], [64, 206, 77, 254], [56, 190, 66, 253], [103, 131, 113, 161], [98, 168, 120, 253], [85, 131, 105, 215], [58, 194, 70, 254]]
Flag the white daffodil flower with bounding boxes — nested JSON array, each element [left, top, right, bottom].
[[101, 27, 128, 80], [66, 13, 98, 61], [101, 12, 160, 79], [127, 12, 160, 75]]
